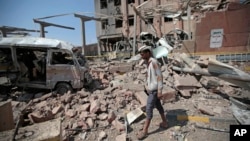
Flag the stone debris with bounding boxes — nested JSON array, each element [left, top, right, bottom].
[[0, 54, 250, 141], [98, 131, 107, 141]]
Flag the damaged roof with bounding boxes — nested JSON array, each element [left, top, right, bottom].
[[0, 36, 75, 50]]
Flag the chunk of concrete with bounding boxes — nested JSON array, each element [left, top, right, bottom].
[[0, 118, 62, 141], [198, 104, 214, 116], [109, 63, 133, 73], [0, 100, 14, 132], [134, 91, 148, 108], [115, 133, 126, 141], [112, 119, 125, 132], [162, 87, 177, 103], [122, 84, 144, 91]]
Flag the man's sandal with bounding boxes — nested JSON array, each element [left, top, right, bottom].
[[137, 131, 148, 140]]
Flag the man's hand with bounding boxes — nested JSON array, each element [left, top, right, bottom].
[[157, 93, 163, 99]]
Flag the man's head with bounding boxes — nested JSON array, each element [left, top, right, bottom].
[[138, 45, 152, 60]]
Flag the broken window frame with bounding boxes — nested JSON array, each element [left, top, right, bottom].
[[102, 19, 108, 30], [115, 17, 123, 28], [127, 0, 135, 4], [100, 0, 107, 9], [164, 17, 173, 22], [145, 17, 153, 24], [50, 50, 74, 65], [128, 15, 134, 26], [114, 0, 121, 6]]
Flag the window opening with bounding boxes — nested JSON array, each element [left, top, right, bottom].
[[100, 0, 107, 9], [115, 18, 123, 28], [114, 0, 121, 6], [128, 15, 134, 26]]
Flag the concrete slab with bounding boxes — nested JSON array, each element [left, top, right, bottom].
[[0, 100, 14, 132], [0, 118, 62, 141]]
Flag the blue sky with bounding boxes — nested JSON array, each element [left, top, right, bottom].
[[0, 0, 97, 46]]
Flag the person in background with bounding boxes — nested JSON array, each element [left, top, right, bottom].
[[137, 45, 168, 140]]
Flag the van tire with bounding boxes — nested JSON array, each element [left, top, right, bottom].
[[55, 83, 73, 95]]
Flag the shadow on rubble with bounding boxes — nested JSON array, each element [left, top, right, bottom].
[[208, 89, 250, 104], [148, 109, 188, 136], [83, 79, 107, 93], [10, 88, 53, 102]]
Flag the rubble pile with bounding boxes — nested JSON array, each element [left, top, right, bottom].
[[1, 53, 250, 141]]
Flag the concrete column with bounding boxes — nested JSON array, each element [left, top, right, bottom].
[[106, 43, 109, 52], [97, 38, 101, 56], [135, 0, 140, 36], [80, 19, 86, 55], [121, 0, 129, 39], [110, 43, 113, 51], [187, 5, 191, 40], [103, 42, 106, 52], [154, 0, 162, 38], [40, 25, 45, 37]]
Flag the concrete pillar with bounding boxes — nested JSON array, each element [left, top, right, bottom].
[[97, 38, 101, 56], [154, 0, 162, 38], [103, 42, 106, 52], [40, 25, 45, 37], [121, 0, 129, 39], [187, 5, 191, 40], [109, 43, 112, 51], [80, 19, 86, 55]]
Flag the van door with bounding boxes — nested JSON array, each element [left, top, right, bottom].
[[47, 49, 82, 91]]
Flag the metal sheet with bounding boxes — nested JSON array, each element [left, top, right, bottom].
[[126, 108, 144, 125], [152, 46, 169, 59], [0, 37, 75, 50]]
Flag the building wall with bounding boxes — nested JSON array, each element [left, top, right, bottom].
[[94, 0, 191, 53], [84, 43, 98, 56], [94, 0, 246, 55], [195, 3, 250, 53]]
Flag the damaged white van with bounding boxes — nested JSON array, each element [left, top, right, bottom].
[[0, 37, 92, 94]]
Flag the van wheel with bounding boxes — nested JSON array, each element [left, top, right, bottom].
[[55, 83, 73, 95]]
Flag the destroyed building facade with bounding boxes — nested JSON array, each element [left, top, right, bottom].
[[93, 0, 250, 62]]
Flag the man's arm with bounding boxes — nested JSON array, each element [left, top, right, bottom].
[[152, 61, 163, 98]]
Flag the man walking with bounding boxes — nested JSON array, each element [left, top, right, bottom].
[[137, 45, 168, 140]]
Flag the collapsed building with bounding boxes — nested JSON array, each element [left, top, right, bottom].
[[1, 53, 250, 140], [91, 0, 250, 63], [1, 0, 250, 141]]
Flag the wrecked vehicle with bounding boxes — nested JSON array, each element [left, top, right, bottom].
[[0, 37, 92, 94], [103, 40, 133, 60]]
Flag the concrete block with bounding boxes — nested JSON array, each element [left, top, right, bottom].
[[134, 91, 148, 108], [122, 84, 144, 91], [0, 118, 62, 141], [0, 100, 14, 132]]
